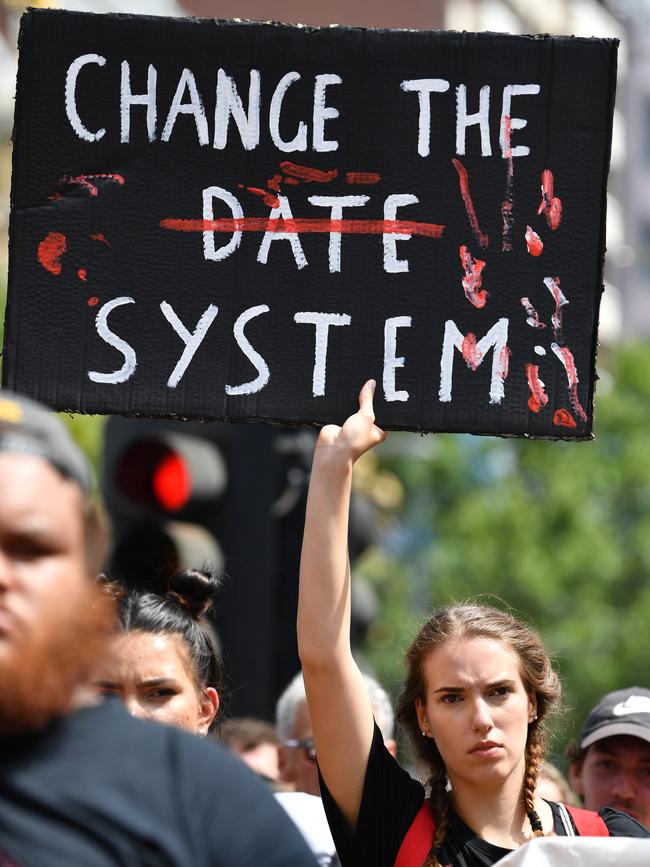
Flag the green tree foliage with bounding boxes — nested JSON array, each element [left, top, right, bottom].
[[360, 344, 650, 755]]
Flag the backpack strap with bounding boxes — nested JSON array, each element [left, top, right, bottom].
[[395, 801, 436, 867], [563, 804, 610, 836]]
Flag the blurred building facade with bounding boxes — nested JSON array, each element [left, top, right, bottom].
[[0, 0, 641, 342]]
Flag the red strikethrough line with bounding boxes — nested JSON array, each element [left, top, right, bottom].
[[159, 217, 445, 238]]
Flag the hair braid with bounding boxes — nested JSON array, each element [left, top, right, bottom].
[[523, 730, 545, 837], [423, 764, 451, 867]]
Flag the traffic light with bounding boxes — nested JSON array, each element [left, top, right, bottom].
[[101, 416, 316, 718], [101, 417, 228, 589]]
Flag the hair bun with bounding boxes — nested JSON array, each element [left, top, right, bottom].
[[167, 569, 221, 619]]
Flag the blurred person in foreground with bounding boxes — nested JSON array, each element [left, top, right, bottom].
[[0, 389, 316, 867], [568, 687, 650, 828]]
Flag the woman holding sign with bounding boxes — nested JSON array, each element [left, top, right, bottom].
[[297, 381, 648, 866]]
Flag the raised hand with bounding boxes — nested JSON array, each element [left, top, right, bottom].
[[317, 379, 388, 463]]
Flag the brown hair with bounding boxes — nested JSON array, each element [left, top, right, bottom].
[[395, 602, 561, 867]]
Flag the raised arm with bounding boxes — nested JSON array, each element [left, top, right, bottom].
[[297, 380, 387, 827]]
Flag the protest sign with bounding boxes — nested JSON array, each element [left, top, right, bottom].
[[2, 8, 617, 437], [497, 835, 650, 866]]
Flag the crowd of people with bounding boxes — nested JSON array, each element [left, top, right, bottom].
[[1, 383, 649, 866]]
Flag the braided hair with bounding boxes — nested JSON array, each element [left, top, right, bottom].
[[103, 569, 224, 732], [395, 603, 560, 864]]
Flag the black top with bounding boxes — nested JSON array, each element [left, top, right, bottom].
[[0, 699, 317, 867], [320, 724, 649, 867]]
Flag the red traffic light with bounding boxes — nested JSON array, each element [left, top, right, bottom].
[[114, 435, 226, 515]]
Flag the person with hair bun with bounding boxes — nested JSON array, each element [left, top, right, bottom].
[[297, 381, 649, 867], [94, 568, 222, 735]]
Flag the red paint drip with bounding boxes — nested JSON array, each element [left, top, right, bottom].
[[345, 172, 381, 184], [553, 344, 588, 422], [452, 159, 489, 249], [545, 276, 568, 341], [459, 245, 488, 308], [284, 177, 300, 185], [525, 363, 549, 413], [461, 333, 481, 371], [77, 268, 87, 281], [525, 225, 543, 256], [61, 173, 125, 197], [537, 169, 562, 230], [279, 161, 338, 183], [553, 408, 576, 428], [501, 116, 514, 252], [87, 296, 99, 307], [520, 297, 546, 329], [499, 346, 511, 380], [245, 186, 281, 208], [160, 217, 445, 238], [90, 233, 110, 246], [37, 231, 67, 275], [267, 174, 283, 192]]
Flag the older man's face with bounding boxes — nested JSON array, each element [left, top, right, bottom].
[[0, 454, 106, 732], [279, 700, 320, 796]]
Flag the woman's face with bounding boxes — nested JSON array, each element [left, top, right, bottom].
[[416, 636, 536, 795], [94, 630, 218, 735]]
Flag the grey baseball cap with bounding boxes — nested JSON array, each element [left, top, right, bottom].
[[580, 687, 650, 749], [0, 389, 91, 493]]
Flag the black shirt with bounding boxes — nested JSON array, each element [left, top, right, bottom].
[[0, 700, 317, 867], [320, 724, 649, 867]]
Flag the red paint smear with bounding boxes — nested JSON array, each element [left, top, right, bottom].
[[499, 345, 511, 380], [90, 232, 110, 246], [525, 363, 548, 413], [537, 170, 562, 230], [245, 186, 281, 208], [61, 173, 125, 197], [37, 231, 67, 275], [452, 159, 489, 249], [279, 161, 338, 183], [87, 296, 99, 307], [267, 174, 283, 192], [346, 172, 381, 184], [554, 344, 588, 422], [553, 408, 576, 428], [77, 268, 87, 281], [501, 116, 514, 252], [546, 276, 567, 341], [459, 245, 488, 308], [525, 225, 543, 256], [160, 217, 445, 238], [461, 333, 481, 371], [520, 297, 546, 329], [48, 192, 63, 202], [284, 177, 300, 185]]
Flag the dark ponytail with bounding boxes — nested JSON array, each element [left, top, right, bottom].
[[103, 569, 224, 732]]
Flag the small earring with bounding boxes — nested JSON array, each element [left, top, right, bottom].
[[421, 730, 427, 737]]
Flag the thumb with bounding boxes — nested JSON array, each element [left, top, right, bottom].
[[358, 379, 377, 420]]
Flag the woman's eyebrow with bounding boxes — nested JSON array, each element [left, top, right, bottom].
[[139, 677, 177, 687]]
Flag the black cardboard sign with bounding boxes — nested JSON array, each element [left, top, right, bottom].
[[3, 9, 618, 437]]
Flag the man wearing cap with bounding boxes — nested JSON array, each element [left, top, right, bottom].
[[568, 687, 650, 829], [0, 389, 316, 867]]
